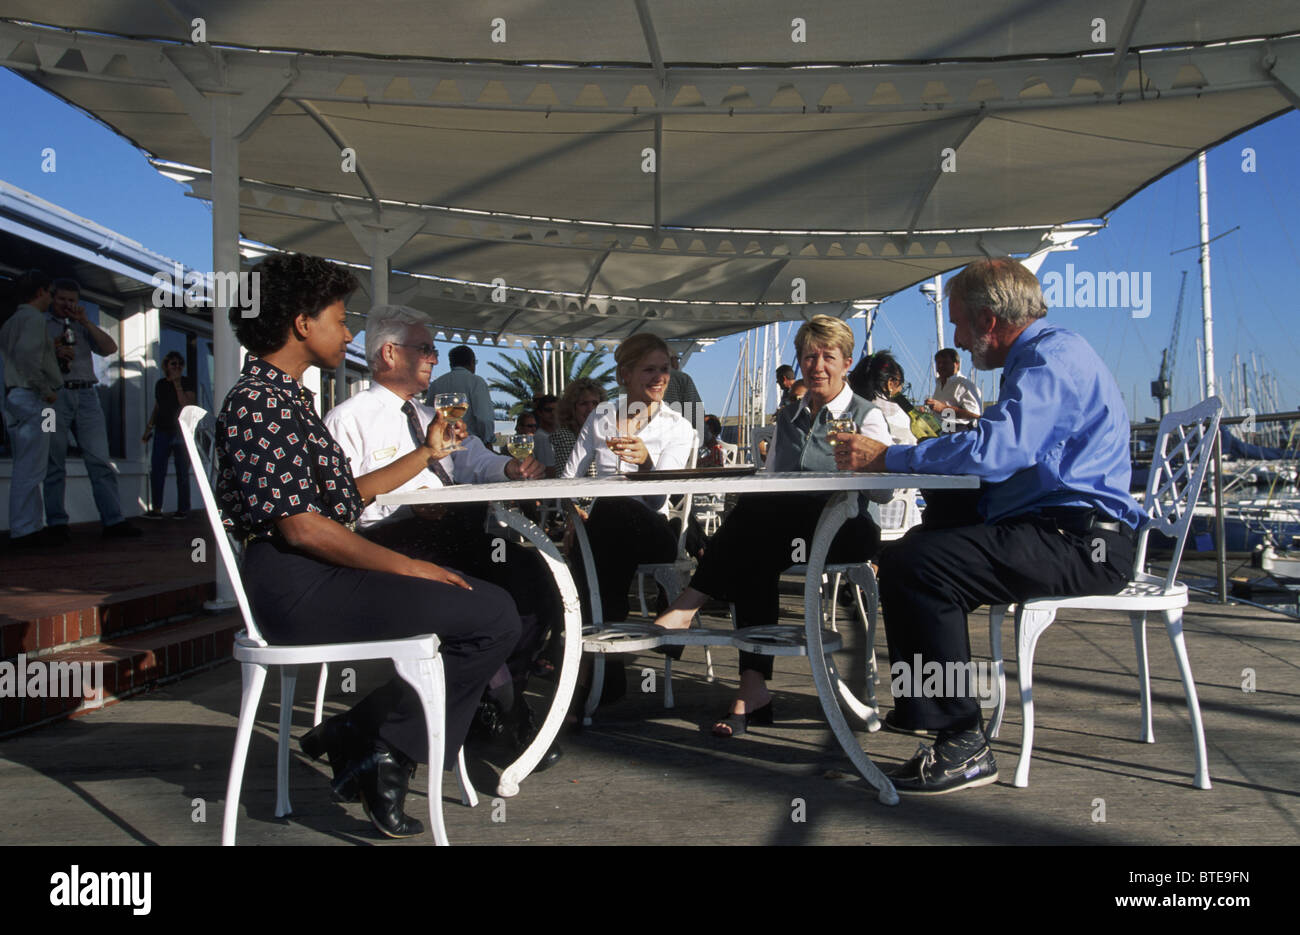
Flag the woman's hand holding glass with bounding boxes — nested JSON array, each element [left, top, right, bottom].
[[607, 434, 650, 466]]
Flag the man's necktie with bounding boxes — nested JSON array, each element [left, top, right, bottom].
[[401, 400, 455, 486]]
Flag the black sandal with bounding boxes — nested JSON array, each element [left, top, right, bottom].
[[712, 700, 774, 738]]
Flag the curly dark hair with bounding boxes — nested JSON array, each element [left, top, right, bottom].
[[229, 253, 358, 356], [849, 350, 904, 402]]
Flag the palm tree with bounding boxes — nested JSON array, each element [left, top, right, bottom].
[[487, 348, 617, 419]]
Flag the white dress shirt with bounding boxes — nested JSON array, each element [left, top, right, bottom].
[[932, 372, 982, 425], [766, 382, 896, 503], [325, 383, 511, 528], [562, 398, 697, 514]]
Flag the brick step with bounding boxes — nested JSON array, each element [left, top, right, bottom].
[[0, 579, 215, 659], [0, 610, 242, 737]]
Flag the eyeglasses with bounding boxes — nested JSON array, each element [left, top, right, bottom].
[[393, 343, 438, 360]]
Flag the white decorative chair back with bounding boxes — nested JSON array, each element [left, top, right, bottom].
[[179, 405, 266, 646], [1134, 396, 1223, 589], [875, 489, 921, 542], [719, 441, 739, 466]]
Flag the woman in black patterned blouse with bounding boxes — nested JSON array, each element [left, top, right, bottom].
[[215, 253, 520, 839]]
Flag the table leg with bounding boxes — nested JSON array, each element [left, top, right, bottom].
[[804, 492, 899, 806], [490, 502, 584, 797], [564, 501, 603, 726]]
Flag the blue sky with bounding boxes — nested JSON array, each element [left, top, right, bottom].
[[2, 67, 1296, 424]]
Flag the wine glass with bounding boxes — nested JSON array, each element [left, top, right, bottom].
[[433, 392, 469, 451], [826, 416, 857, 446], [600, 410, 627, 452], [507, 433, 534, 461]]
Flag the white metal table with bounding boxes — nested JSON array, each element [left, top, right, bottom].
[[378, 470, 978, 804]]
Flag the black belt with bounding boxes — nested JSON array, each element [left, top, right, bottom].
[[1035, 507, 1131, 538], [63, 380, 96, 389]]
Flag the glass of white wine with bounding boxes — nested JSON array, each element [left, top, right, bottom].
[[826, 416, 857, 446], [433, 392, 469, 451], [507, 433, 534, 461]]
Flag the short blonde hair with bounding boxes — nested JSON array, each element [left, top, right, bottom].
[[944, 258, 1047, 327], [614, 333, 670, 385], [794, 314, 854, 362]]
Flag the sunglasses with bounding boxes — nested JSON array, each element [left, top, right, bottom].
[[394, 343, 438, 360]]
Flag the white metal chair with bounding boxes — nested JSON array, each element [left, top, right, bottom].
[[985, 397, 1222, 788], [180, 406, 476, 846], [635, 444, 699, 619], [693, 493, 726, 536], [718, 441, 739, 466], [578, 445, 717, 717]]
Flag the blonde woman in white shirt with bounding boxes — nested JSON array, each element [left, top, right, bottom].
[[562, 333, 697, 627]]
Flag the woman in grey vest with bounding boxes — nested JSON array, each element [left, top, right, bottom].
[[656, 315, 895, 737]]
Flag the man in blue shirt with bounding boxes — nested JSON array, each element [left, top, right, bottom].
[[834, 258, 1141, 795]]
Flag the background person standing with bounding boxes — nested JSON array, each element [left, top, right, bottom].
[[141, 350, 196, 518], [664, 351, 703, 426], [1, 270, 62, 546], [926, 347, 982, 430], [44, 278, 139, 539], [426, 344, 494, 444]]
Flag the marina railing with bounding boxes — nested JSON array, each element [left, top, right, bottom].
[[1131, 410, 1300, 603]]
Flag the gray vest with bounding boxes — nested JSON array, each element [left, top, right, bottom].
[[771, 392, 880, 473]]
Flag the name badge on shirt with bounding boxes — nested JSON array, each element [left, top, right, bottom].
[[371, 446, 398, 463]]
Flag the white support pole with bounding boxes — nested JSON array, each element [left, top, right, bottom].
[[1197, 152, 1217, 401], [351, 253, 388, 408], [760, 324, 771, 418], [211, 99, 241, 409], [932, 274, 945, 372], [209, 96, 240, 609]]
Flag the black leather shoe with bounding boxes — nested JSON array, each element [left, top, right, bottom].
[[300, 714, 364, 802], [513, 700, 562, 772], [885, 728, 999, 796], [351, 741, 425, 839], [467, 697, 507, 746]]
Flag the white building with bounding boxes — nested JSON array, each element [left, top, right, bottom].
[[1, 182, 367, 532]]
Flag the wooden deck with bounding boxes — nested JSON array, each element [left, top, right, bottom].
[[1, 581, 1296, 846]]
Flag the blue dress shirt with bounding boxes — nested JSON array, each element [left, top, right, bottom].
[[883, 319, 1144, 528]]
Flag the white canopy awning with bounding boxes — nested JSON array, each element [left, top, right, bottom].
[[3, 2, 1296, 342]]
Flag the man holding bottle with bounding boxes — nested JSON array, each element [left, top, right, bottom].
[[44, 278, 140, 540]]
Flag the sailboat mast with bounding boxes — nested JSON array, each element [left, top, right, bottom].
[[1197, 152, 1217, 402]]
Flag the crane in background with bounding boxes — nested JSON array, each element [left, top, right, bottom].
[[1150, 270, 1189, 418]]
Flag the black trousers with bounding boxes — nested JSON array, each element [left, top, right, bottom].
[[690, 493, 881, 680], [361, 508, 561, 689], [240, 538, 520, 763], [576, 498, 678, 625], [876, 492, 1134, 732]]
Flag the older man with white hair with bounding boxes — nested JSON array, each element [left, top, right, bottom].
[[325, 305, 562, 769], [834, 259, 1142, 796]]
